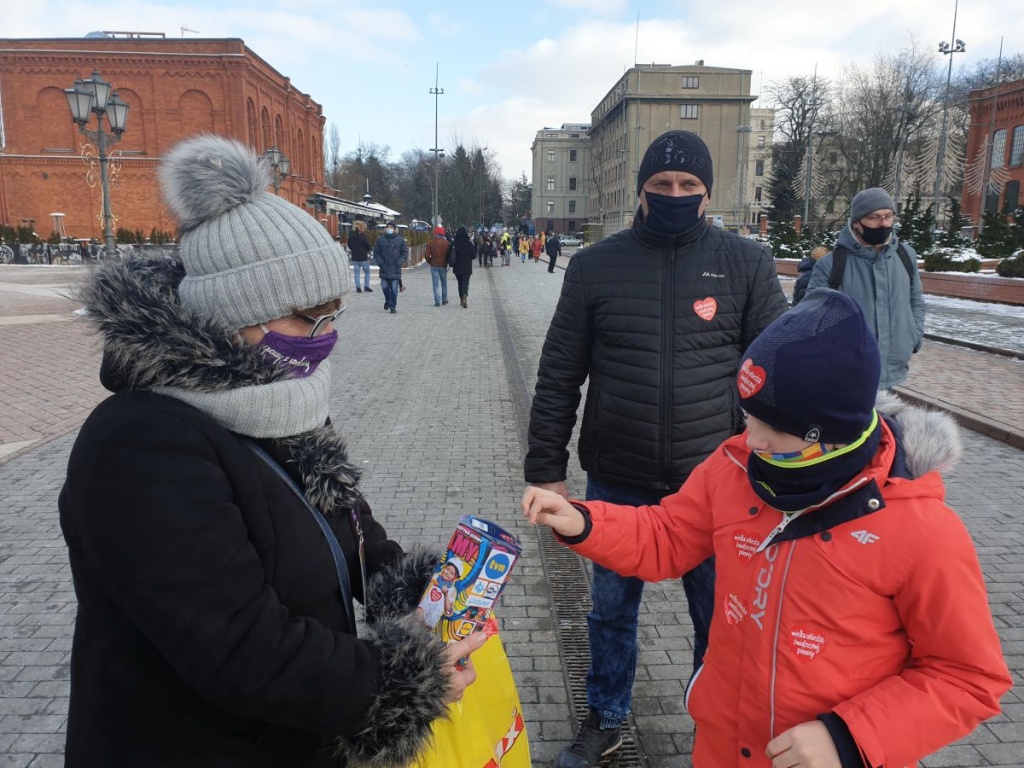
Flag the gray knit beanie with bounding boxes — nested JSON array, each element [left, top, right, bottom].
[[849, 187, 897, 223], [159, 134, 351, 330]]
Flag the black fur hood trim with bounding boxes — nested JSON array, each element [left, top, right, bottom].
[[334, 615, 451, 767], [365, 547, 441, 625], [75, 255, 291, 393], [75, 255, 363, 514]]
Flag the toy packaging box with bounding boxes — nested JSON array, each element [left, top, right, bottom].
[[416, 516, 522, 643]]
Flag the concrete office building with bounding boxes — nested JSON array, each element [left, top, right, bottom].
[[586, 63, 757, 236], [530, 123, 590, 236]]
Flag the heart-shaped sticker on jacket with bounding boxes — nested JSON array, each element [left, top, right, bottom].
[[694, 297, 717, 321], [737, 358, 766, 399]]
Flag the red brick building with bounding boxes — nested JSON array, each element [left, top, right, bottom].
[[962, 77, 1024, 226], [0, 34, 337, 241]]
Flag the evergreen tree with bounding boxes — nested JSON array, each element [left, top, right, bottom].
[[767, 219, 802, 258], [976, 207, 1018, 258], [896, 193, 934, 253], [938, 196, 970, 248]]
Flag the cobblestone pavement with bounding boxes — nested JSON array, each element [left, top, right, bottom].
[[0, 260, 1021, 767]]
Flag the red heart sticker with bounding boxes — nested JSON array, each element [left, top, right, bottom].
[[694, 297, 717, 321], [737, 358, 766, 399]]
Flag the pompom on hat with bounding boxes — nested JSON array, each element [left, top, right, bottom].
[[159, 134, 351, 330], [737, 289, 881, 445]]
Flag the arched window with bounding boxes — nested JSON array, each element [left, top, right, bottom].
[[247, 99, 257, 149], [1009, 125, 1024, 167], [261, 107, 271, 151]]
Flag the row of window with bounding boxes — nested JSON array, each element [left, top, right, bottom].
[[544, 201, 579, 214], [991, 125, 1024, 169], [547, 149, 579, 162], [541, 220, 578, 231], [546, 177, 579, 191]]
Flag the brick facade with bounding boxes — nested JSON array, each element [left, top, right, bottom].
[[0, 37, 333, 241], [962, 77, 1024, 227]]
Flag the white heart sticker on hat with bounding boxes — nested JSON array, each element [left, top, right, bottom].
[[694, 297, 717, 321]]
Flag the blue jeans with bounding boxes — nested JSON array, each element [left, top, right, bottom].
[[584, 473, 716, 728], [430, 266, 448, 304], [352, 260, 370, 289], [380, 278, 400, 310]]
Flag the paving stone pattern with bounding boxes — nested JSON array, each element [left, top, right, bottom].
[[0, 260, 1021, 767]]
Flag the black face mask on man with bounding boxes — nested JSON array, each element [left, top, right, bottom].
[[643, 192, 705, 235], [858, 224, 893, 246]]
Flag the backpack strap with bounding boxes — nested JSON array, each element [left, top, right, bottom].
[[895, 243, 916, 283], [828, 247, 848, 290], [829, 243, 915, 290]]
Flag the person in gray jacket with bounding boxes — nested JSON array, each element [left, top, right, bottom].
[[372, 223, 409, 314], [807, 187, 925, 390]]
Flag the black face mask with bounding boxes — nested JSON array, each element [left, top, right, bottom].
[[858, 224, 892, 246], [643, 192, 705, 235]]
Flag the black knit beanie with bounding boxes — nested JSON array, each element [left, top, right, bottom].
[[737, 289, 880, 445], [636, 130, 714, 196]]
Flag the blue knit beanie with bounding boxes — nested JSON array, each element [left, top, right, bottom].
[[737, 289, 880, 444]]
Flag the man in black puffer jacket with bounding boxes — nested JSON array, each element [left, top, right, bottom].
[[525, 130, 787, 768]]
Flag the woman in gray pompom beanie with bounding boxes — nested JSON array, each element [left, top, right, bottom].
[[59, 134, 489, 767]]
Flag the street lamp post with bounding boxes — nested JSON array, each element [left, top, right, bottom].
[[736, 125, 752, 232], [65, 70, 129, 259], [261, 146, 291, 194], [933, 0, 966, 225], [429, 65, 445, 228]]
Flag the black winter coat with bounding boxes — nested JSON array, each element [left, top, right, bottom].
[[791, 255, 815, 306], [59, 257, 449, 768], [451, 233, 476, 276], [347, 231, 372, 261], [525, 214, 788, 490]]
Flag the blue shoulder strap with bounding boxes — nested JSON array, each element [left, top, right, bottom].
[[242, 439, 357, 631]]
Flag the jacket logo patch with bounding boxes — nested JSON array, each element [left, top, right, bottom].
[[851, 530, 880, 545], [790, 627, 827, 662], [724, 593, 749, 625], [733, 530, 760, 562], [694, 297, 718, 321], [737, 358, 766, 399]]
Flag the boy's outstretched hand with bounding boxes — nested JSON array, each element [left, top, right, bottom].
[[521, 486, 586, 538]]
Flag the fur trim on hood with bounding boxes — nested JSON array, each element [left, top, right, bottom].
[[74, 255, 363, 514], [876, 390, 962, 478]]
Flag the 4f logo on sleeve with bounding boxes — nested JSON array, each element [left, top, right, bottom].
[[850, 530, 880, 545]]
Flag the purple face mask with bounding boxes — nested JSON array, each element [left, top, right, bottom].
[[257, 328, 338, 377]]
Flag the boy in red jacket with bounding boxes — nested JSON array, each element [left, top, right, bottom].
[[523, 288, 1011, 768]]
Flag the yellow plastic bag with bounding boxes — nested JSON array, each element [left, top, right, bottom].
[[413, 632, 530, 768]]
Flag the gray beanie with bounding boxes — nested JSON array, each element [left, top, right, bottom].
[[159, 134, 351, 330], [850, 187, 897, 223]]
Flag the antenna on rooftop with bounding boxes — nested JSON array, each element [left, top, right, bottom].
[[181, 27, 199, 37]]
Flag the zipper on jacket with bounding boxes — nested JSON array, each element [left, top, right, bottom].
[[659, 247, 676, 484], [768, 542, 797, 740]]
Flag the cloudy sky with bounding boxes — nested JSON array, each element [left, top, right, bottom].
[[6, 0, 1023, 180]]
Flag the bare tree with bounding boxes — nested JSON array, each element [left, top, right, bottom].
[[833, 41, 944, 201], [324, 124, 342, 192], [764, 74, 833, 224]]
